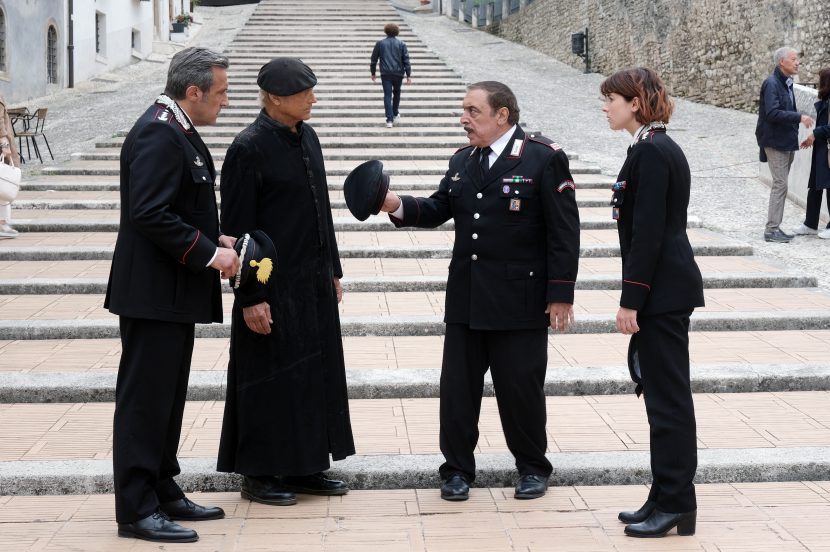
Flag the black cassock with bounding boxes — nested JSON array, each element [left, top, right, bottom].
[[217, 111, 355, 476]]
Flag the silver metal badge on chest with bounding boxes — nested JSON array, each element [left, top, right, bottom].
[[451, 172, 460, 181], [194, 155, 204, 167]]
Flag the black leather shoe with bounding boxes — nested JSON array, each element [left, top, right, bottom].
[[514, 474, 547, 499], [624, 509, 697, 538], [440, 474, 470, 501], [618, 499, 657, 524], [241, 476, 297, 506], [117, 511, 198, 543], [160, 496, 225, 521], [281, 472, 349, 496]]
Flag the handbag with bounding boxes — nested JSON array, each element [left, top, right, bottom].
[[0, 157, 21, 204]]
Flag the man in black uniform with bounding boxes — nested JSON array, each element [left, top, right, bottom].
[[105, 47, 239, 543], [379, 81, 580, 500]]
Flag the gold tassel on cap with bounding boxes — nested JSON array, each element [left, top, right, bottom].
[[250, 257, 273, 284]]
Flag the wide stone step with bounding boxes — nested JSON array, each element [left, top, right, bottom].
[[0, 228, 746, 261], [5, 187, 687, 210], [0, 254, 800, 283], [20, 172, 614, 191], [1, 393, 829, 494], [2, 288, 829, 339], [71, 146, 578, 162], [40, 158, 603, 176], [3, 329, 830, 401], [7, 207, 669, 232], [2, 485, 829, 550]]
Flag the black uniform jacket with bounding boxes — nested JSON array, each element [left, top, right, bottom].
[[613, 129, 704, 315], [105, 100, 222, 324], [217, 112, 354, 475], [392, 126, 580, 331]]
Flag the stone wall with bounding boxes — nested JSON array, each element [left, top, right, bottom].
[[492, 0, 830, 112]]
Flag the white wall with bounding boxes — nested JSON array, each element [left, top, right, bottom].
[[71, 0, 155, 83]]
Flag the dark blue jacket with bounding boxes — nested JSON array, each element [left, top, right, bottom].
[[809, 99, 830, 191], [370, 37, 411, 78], [756, 67, 801, 157]]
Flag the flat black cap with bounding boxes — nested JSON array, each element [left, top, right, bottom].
[[229, 230, 278, 290], [343, 160, 390, 222], [257, 57, 317, 96]]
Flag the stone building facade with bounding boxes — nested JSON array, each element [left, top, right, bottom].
[[492, 0, 830, 111]]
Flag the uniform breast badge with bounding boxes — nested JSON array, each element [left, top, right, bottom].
[[451, 172, 461, 181], [509, 198, 521, 211], [194, 155, 204, 167], [611, 180, 627, 220]]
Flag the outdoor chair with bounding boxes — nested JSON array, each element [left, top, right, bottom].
[[16, 108, 53, 164], [5, 107, 29, 164]]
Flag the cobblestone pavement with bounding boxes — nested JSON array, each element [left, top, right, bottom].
[[400, 11, 830, 291]]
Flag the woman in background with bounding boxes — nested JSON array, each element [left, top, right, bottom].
[[793, 68, 830, 238], [0, 95, 20, 239], [601, 67, 704, 538]]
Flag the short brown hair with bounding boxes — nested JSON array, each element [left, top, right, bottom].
[[384, 23, 399, 37], [467, 81, 521, 126], [600, 67, 674, 125], [818, 68, 830, 101]]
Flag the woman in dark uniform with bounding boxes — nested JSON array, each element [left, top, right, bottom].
[[601, 67, 704, 538]]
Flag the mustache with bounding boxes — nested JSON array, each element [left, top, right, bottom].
[[463, 126, 474, 133]]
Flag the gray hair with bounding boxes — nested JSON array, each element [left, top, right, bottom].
[[773, 47, 797, 67], [165, 47, 229, 100]]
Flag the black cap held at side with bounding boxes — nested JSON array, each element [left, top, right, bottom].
[[257, 57, 317, 96], [229, 230, 278, 290], [343, 160, 390, 221]]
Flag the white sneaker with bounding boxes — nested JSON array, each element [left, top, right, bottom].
[[386, 121, 393, 128], [393, 114, 401, 122], [792, 223, 817, 235], [0, 223, 18, 239], [818, 228, 830, 239]]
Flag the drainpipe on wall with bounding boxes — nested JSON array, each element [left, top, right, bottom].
[[67, 0, 75, 88]]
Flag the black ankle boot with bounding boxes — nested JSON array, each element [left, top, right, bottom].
[[618, 499, 657, 524], [624, 509, 696, 538]]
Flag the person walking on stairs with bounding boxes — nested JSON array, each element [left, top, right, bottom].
[[105, 47, 239, 544], [375, 81, 580, 502], [601, 67, 704, 538], [370, 23, 412, 128]]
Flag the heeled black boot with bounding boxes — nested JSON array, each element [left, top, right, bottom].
[[624, 509, 696, 538], [618, 499, 657, 524]]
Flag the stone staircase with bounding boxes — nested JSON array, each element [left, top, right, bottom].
[[2, 0, 830, 525]]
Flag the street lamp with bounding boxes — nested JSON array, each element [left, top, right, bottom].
[[571, 28, 590, 74]]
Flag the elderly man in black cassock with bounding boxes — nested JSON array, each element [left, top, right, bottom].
[[217, 58, 355, 505]]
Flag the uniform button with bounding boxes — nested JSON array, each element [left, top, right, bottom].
[[202, 176, 207, 181], [449, 188, 452, 193], [472, 233, 478, 239], [514, 190, 519, 195], [476, 192, 483, 199], [529, 271, 534, 276], [473, 213, 480, 219], [471, 254, 478, 261]]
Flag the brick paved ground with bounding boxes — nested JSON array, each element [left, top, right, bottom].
[[2, 0, 830, 550]]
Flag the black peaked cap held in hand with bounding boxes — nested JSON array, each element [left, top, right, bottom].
[[343, 160, 390, 222]]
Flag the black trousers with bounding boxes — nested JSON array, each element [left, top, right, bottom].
[[439, 323, 551, 481], [628, 310, 697, 513], [381, 74, 403, 122], [804, 186, 830, 230], [113, 316, 194, 523]]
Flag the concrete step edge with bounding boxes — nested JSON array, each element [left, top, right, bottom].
[[1, 311, 828, 340], [2, 363, 828, 403], [6, 217, 697, 233], [0, 243, 753, 262], [0, 272, 816, 295], [2, 448, 828, 495]]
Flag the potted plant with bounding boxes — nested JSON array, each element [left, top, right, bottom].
[[172, 13, 192, 33]]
